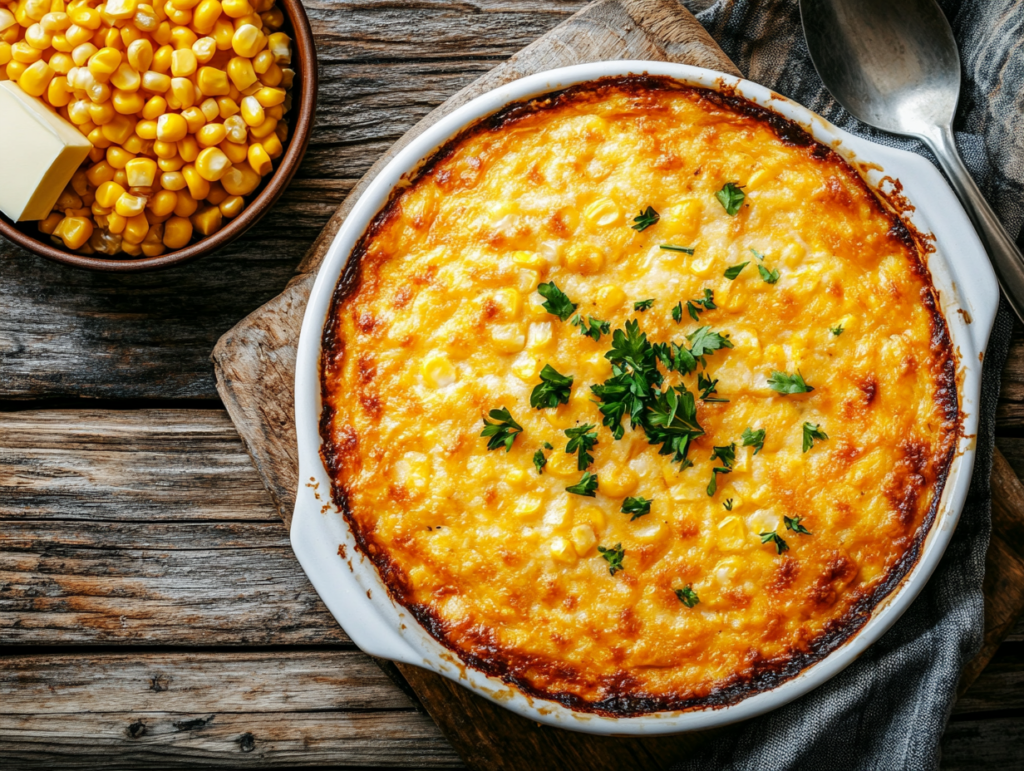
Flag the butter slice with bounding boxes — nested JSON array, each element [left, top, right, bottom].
[[0, 80, 92, 222]]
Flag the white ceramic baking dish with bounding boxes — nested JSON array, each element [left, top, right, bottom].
[[291, 61, 998, 735]]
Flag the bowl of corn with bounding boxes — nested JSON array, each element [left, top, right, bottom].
[[0, 0, 315, 271]]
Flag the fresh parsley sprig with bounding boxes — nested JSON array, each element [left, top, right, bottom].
[[830, 324, 844, 336], [533, 449, 547, 475], [621, 496, 652, 521], [697, 372, 728, 403], [723, 498, 734, 511], [675, 585, 700, 607], [716, 182, 746, 215], [529, 364, 572, 409], [631, 206, 660, 231], [685, 289, 716, 321], [480, 408, 523, 452], [565, 424, 598, 470], [802, 422, 828, 452], [724, 261, 749, 280], [741, 427, 766, 455], [571, 313, 611, 341], [645, 386, 704, 467], [537, 282, 577, 322], [785, 515, 812, 535], [707, 443, 736, 496], [660, 244, 695, 254], [566, 471, 598, 497], [758, 264, 780, 284], [760, 530, 790, 554], [687, 326, 734, 364], [634, 299, 655, 312], [768, 370, 814, 394], [598, 543, 625, 575]]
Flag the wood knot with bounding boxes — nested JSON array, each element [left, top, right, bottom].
[[149, 674, 171, 692], [173, 715, 214, 732], [239, 733, 256, 753], [127, 720, 146, 739]]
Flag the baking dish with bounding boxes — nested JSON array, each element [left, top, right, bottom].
[[290, 60, 998, 734]]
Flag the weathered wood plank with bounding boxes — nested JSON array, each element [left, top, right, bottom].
[[0, 650, 413, 713], [940, 716, 1024, 770], [996, 320, 1024, 427], [953, 643, 1024, 715], [0, 712, 460, 769]]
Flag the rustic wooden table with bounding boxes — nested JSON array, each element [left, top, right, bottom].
[[2, 1, 1023, 768]]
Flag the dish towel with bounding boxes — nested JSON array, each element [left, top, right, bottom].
[[670, 0, 1022, 768]]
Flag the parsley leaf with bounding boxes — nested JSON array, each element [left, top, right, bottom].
[[660, 244, 695, 254], [710, 443, 736, 469], [760, 530, 790, 554], [565, 424, 598, 470], [529, 364, 573, 409], [802, 422, 828, 452], [566, 471, 598, 497], [653, 341, 697, 376], [645, 386, 704, 466], [758, 263, 780, 284], [724, 261, 749, 280], [716, 182, 746, 215], [741, 426, 766, 455], [537, 282, 577, 322], [621, 496, 652, 521], [685, 288, 716, 322], [675, 585, 700, 607], [830, 324, 844, 336], [686, 326, 734, 361], [768, 370, 814, 394], [480, 407, 523, 452], [750, 248, 766, 261], [631, 206, 660, 231], [598, 543, 625, 575], [533, 449, 547, 475], [697, 371, 728, 402], [671, 302, 683, 323], [785, 515, 812, 535], [707, 466, 731, 496], [723, 498, 734, 511], [593, 320, 664, 438], [634, 299, 655, 312], [571, 314, 611, 342]]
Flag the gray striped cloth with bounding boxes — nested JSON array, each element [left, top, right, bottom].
[[669, 1, 1022, 768]]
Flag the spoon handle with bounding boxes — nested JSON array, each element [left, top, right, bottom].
[[922, 124, 1024, 323]]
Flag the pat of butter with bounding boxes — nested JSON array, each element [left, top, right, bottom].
[[0, 80, 92, 222]]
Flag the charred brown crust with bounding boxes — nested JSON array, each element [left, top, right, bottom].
[[318, 75, 960, 717]]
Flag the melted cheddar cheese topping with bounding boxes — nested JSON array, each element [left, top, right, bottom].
[[320, 77, 958, 715]]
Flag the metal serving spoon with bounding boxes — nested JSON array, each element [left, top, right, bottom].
[[799, 0, 1024, 321]]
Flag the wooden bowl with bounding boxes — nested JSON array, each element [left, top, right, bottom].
[[0, 0, 317, 272]]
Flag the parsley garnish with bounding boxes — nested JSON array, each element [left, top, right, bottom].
[[532, 449, 547, 475], [571, 314, 611, 342], [646, 386, 704, 467], [653, 341, 698, 376], [750, 248, 766, 261], [631, 206, 660, 231], [697, 372, 728, 403], [741, 426, 766, 455], [716, 182, 745, 215], [758, 263, 780, 284], [634, 299, 655, 312], [480, 408, 523, 453], [621, 496, 652, 521], [768, 370, 814, 394], [687, 326, 734, 363], [565, 424, 598, 470], [537, 282, 577, 322], [660, 244, 695, 254], [530, 364, 572, 409], [707, 443, 735, 496], [686, 288, 716, 321], [598, 543, 625, 575], [724, 261, 749, 280], [707, 466, 730, 496], [675, 585, 700, 607], [723, 498, 734, 511], [760, 530, 790, 554], [671, 302, 683, 323], [785, 515, 812, 535], [802, 422, 828, 452], [566, 471, 598, 497], [830, 324, 844, 336]]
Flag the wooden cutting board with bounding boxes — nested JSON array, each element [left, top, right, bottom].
[[211, 1, 1024, 767]]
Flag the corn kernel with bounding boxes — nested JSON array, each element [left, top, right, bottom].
[[125, 156, 157, 186], [260, 7, 282, 28], [48, 51, 73, 73], [169, 46, 195, 76], [160, 170, 186, 190], [195, 122, 226, 147], [219, 158, 259, 196], [217, 138, 245, 164], [0, 9, 15, 32], [55, 215, 93, 249], [228, 22, 258, 57], [147, 188, 177, 216], [250, 48, 271, 74], [151, 43, 173, 72], [17, 59, 53, 96], [245, 140, 271, 175], [548, 536, 577, 565], [171, 0, 201, 9], [223, 55, 255, 90], [104, 0, 139, 20], [158, 155, 185, 171], [191, 0, 220, 33], [594, 284, 626, 313], [266, 31, 289, 64], [177, 133, 198, 162], [600, 467, 638, 498], [196, 64, 228, 95], [64, 23, 92, 47], [564, 242, 604, 274], [164, 2, 191, 25], [172, 188, 197, 216], [253, 85, 283, 107], [420, 352, 457, 387], [132, 5, 158, 33], [222, 113, 246, 142], [259, 132, 281, 159], [168, 75, 194, 108], [46, 74, 72, 105], [111, 88, 144, 113], [95, 180, 126, 208], [38, 211, 64, 234], [114, 192, 147, 217], [121, 211, 150, 243], [570, 524, 597, 556], [513, 494, 543, 519], [69, 6, 100, 30], [181, 162, 209, 198], [190, 203, 221, 234], [221, 0, 250, 17], [155, 112, 187, 142], [0, 42, 11, 67], [109, 61, 139, 90], [86, 160, 116, 186], [161, 214, 192, 247], [216, 95, 238, 117], [12, 41, 43, 64], [141, 69, 170, 92], [211, 16, 233, 49], [194, 145, 231, 181], [87, 46, 121, 78], [24, 23, 51, 49]]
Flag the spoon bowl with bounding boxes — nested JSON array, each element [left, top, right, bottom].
[[800, 0, 1024, 321]]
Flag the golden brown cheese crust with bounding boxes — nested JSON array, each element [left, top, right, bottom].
[[320, 76, 959, 716]]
